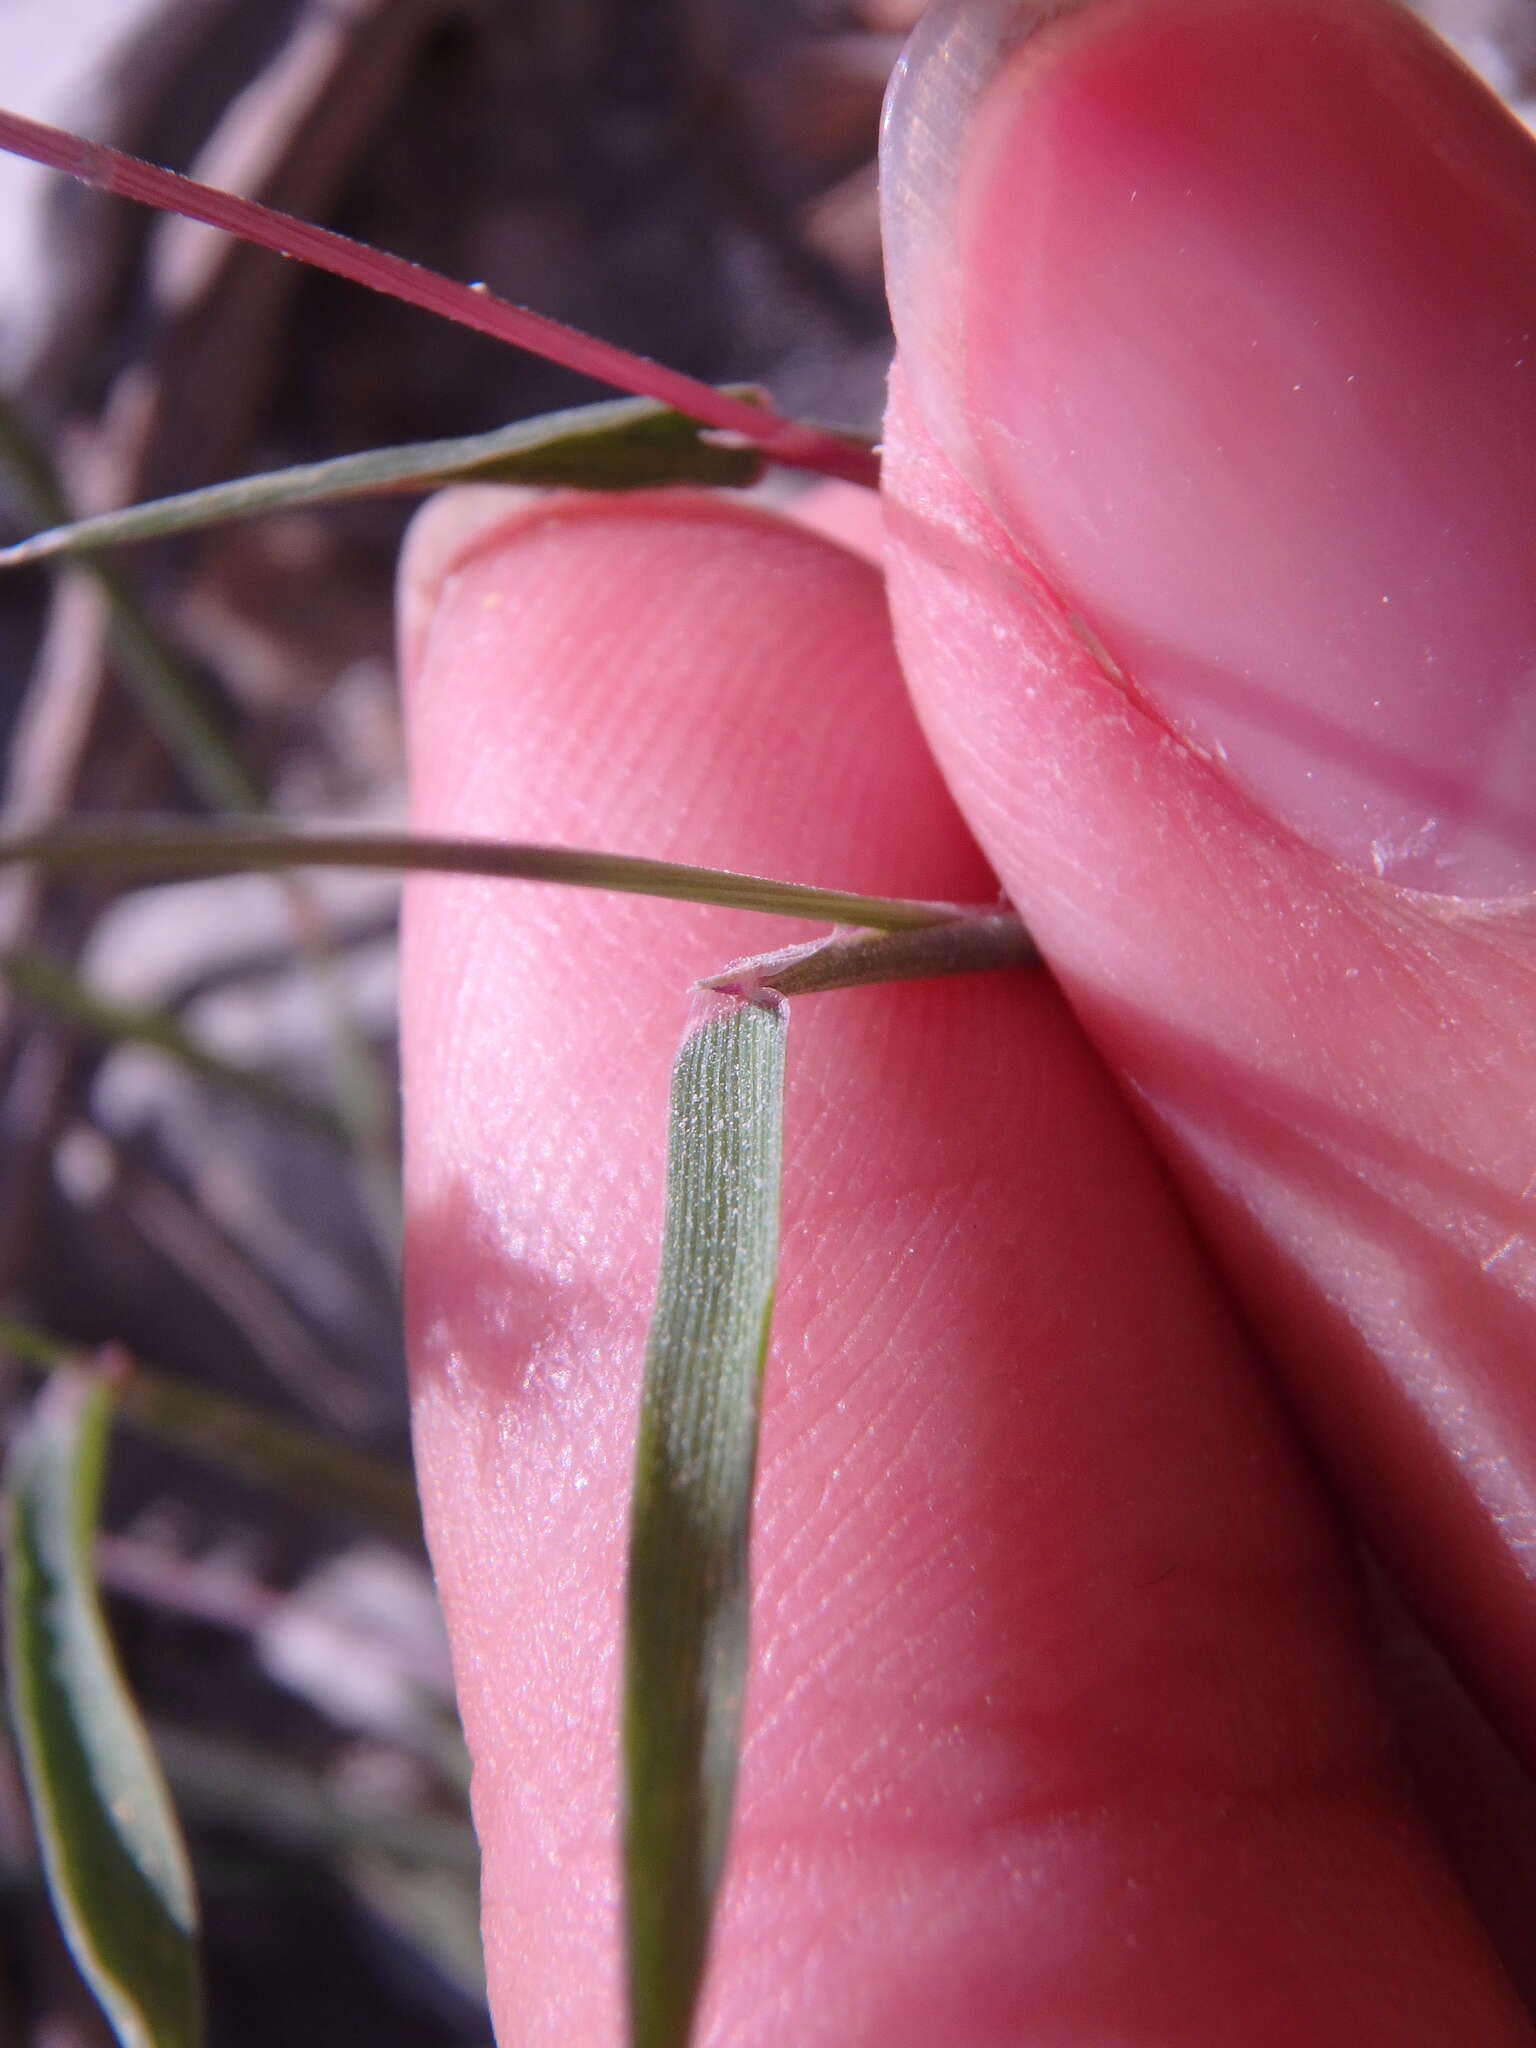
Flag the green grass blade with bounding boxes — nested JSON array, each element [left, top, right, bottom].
[[5, 1369, 202, 2048], [0, 818, 980, 932], [0, 394, 765, 567], [623, 990, 787, 2048]]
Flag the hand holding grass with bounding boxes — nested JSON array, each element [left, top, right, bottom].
[[401, 3, 1536, 2041]]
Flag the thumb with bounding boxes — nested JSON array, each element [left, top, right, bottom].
[[880, 0, 1536, 1760]]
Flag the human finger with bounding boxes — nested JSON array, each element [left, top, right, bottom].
[[397, 485, 1527, 2040], [880, 0, 1536, 1774]]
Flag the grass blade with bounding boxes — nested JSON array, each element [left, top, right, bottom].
[[623, 990, 787, 2048], [0, 818, 987, 932], [0, 394, 766, 567], [5, 1368, 202, 2048], [0, 109, 880, 489]]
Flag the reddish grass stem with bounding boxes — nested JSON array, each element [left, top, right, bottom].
[[0, 108, 881, 491]]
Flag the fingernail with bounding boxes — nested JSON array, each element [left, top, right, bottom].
[[881, 0, 1098, 469], [882, 0, 1536, 897]]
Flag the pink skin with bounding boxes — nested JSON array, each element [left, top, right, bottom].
[[398, 2, 1536, 2040], [880, 0, 1536, 1779]]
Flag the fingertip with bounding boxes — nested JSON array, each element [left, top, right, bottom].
[[882, 347, 1536, 1786], [396, 484, 555, 690], [885, 0, 1536, 897]]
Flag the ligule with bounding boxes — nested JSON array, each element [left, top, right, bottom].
[[623, 991, 788, 2048]]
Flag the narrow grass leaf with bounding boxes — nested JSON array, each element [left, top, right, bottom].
[[624, 990, 787, 2048], [5, 1369, 202, 2048], [0, 395, 766, 567], [0, 819, 980, 932], [0, 109, 880, 489]]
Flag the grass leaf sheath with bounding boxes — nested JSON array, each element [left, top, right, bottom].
[[624, 991, 788, 2048]]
